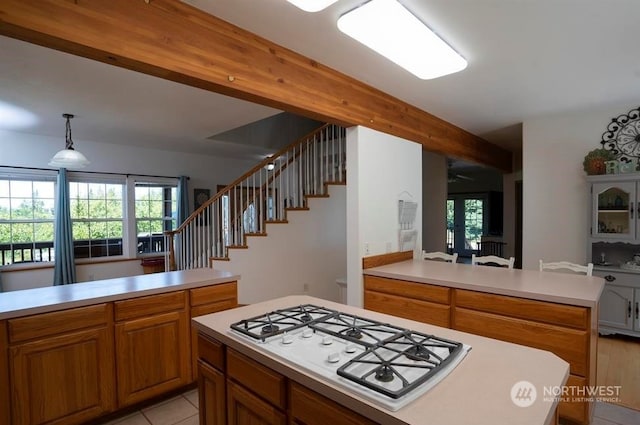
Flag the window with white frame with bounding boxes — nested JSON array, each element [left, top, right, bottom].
[[0, 176, 56, 265], [134, 181, 177, 255], [69, 180, 125, 259]]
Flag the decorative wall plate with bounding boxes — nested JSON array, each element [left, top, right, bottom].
[[601, 106, 640, 163]]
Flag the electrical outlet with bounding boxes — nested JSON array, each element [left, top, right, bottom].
[[364, 243, 370, 255], [303, 283, 309, 293]]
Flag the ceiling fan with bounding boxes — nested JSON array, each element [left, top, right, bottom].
[[447, 159, 474, 183]]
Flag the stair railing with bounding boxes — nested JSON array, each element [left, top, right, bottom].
[[164, 124, 346, 271]]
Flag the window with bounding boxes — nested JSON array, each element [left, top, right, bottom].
[[0, 177, 56, 265], [135, 182, 177, 254], [69, 181, 124, 259]]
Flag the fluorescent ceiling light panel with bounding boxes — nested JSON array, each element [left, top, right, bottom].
[[337, 0, 467, 79], [287, 0, 339, 12]]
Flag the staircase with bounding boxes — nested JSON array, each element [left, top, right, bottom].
[[164, 124, 347, 271]]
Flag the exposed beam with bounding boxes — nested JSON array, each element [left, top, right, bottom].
[[0, 0, 512, 171]]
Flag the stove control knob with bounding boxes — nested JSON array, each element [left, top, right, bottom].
[[327, 352, 340, 363], [345, 344, 357, 354], [302, 328, 313, 338], [322, 336, 333, 345], [281, 333, 293, 345]]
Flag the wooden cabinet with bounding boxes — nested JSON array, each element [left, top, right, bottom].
[[594, 270, 640, 336], [114, 291, 190, 407], [190, 282, 237, 380], [289, 382, 376, 425], [7, 304, 115, 425], [198, 360, 226, 425], [362, 278, 596, 425], [590, 180, 637, 239], [226, 380, 286, 425], [364, 275, 451, 327], [0, 321, 10, 425]]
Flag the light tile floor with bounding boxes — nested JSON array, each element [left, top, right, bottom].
[[105, 388, 640, 425]]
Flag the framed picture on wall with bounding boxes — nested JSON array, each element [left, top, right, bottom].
[[194, 188, 210, 210]]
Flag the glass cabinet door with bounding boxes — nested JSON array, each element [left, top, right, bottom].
[[592, 182, 636, 239]]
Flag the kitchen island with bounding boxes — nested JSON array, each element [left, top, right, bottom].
[[193, 295, 569, 425], [363, 259, 605, 425], [0, 268, 239, 425]]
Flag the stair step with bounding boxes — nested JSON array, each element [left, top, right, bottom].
[[227, 245, 248, 249], [245, 232, 267, 237], [305, 194, 330, 198], [285, 207, 310, 211], [265, 220, 288, 224], [325, 180, 346, 185], [210, 256, 230, 261]]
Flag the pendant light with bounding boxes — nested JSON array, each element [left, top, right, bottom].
[[49, 113, 90, 169]]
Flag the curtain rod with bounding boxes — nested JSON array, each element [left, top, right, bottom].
[[0, 165, 189, 180]]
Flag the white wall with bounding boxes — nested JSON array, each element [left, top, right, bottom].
[[522, 104, 633, 269], [346, 126, 422, 307], [0, 130, 256, 291], [211, 185, 346, 304], [422, 151, 447, 252]]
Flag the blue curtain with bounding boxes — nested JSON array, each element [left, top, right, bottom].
[[53, 168, 77, 285], [177, 176, 190, 226]]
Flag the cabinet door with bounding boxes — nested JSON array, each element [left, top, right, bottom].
[[289, 382, 377, 425], [592, 182, 636, 239], [115, 310, 190, 407], [10, 327, 115, 425], [226, 380, 286, 425], [635, 290, 640, 331], [599, 285, 634, 330], [198, 360, 226, 425]]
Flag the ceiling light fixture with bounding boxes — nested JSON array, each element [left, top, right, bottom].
[[337, 0, 467, 80], [287, 0, 339, 12], [49, 113, 90, 169]]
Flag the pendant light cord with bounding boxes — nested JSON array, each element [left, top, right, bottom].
[[64, 114, 75, 150]]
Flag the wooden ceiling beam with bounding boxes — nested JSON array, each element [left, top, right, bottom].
[[0, 0, 512, 172]]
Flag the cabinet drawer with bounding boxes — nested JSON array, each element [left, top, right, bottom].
[[115, 291, 185, 321], [8, 304, 110, 343], [455, 289, 588, 330], [364, 275, 450, 304], [454, 308, 588, 376], [227, 379, 286, 425], [227, 348, 286, 409], [558, 374, 589, 424], [190, 282, 237, 307], [364, 290, 450, 328], [594, 270, 640, 287], [191, 299, 238, 318], [290, 382, 377, 425], [198, 333, 225, 371]]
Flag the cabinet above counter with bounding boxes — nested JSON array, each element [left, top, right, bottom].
[[0, 268, 240, 320]]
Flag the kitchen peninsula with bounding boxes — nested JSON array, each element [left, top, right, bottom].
[[0, 268, 239, 425], [363, 259, 604, 425], [193, 295, 568, 425]]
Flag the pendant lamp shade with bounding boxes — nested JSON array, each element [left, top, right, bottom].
[[49, 113, 90, 169]]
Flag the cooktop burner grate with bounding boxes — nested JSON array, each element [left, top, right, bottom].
[[336, 331, 464, 399]]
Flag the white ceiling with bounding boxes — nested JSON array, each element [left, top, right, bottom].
[[2, 0, 640, 163]]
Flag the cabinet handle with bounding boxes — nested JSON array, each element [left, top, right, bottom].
[[636, 302, 639, 320], [604, 275, 616, 282], [629, 301, 632, 318], [632, 203, 635, 219]]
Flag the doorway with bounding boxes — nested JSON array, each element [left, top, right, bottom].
[[447, 194, 487, 257]]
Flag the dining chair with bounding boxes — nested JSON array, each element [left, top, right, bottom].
[[422, 251, 458, 263], [539, 260, 593, 276], [471, 254, 515, 269]]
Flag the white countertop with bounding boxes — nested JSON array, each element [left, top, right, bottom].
[[0, 268, 239, 320], [194, 295, 569, 425], [364, 260, 604, 308]]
